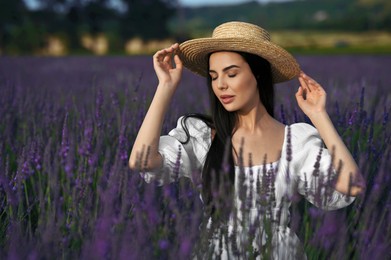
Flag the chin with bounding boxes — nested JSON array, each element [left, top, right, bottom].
[[222, 104, 238, 112]]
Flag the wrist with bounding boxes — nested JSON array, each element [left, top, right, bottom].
[[157, 82, 177, 94], [152, 83, 177, 107], [308, 109, 330, 126], [157, 82, 178, 92]]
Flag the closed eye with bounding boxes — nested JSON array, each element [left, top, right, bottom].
[[209, 71, 217, 80]]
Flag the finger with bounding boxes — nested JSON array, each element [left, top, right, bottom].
[[298, 75, 311, 92], [295, 86, 303, 98], [154, 44, 176, 59], [301, 72, 321, 91], [154, 49, 168, 62], [164, 44, 177, 54], [308, 79, 326, 96], [153, 50, 162, 61], [162, 44, 179, 63], [295, 86, 307, 101], [173, 54, 183, 70], [306, 77, 319, 88], [298, 71, 311, 91], [301, 72, 316, 83], [163, 54, 171, 64]]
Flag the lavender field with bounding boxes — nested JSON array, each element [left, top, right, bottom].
[[0, 55, 390, 259]]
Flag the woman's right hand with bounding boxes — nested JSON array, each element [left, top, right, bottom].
[[153, 43, 183, 89]]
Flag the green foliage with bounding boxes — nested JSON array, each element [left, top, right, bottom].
[[0, 0, 176, 54], [170, 0, 391, 37], [2, 0, 391, 54], [5, 18, 46, 54], [120, 0, 176, 40]]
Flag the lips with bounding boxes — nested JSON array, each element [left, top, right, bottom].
[[220, 95, 235, 104]]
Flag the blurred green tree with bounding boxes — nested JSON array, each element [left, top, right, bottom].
[[357, 0, 391, 30], [120, 0, 176, 40], [0, 0, 26, 51], [34, 0, 117, 51], [1, 0, 390, 54]]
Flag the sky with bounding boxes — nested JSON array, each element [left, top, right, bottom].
[[25, 0, 293, 10]]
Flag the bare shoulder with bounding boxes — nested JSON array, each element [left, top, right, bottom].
[[270, 119, 286, 136]]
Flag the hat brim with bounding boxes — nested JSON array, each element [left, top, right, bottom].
[[179, 37, 300, 83]]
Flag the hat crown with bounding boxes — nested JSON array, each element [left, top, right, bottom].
[[212, 21, 271, 42]]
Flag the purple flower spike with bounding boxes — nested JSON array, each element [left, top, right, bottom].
[[280, 104, 287, 125], [179, 238, 192, 258], [383, 106, 389, 127], [95, 88, 104, 128], [78, 120, 94, 157], [60, 113, 70, 162], [1, 54, 390, 260], [159, 239, 170, 250]]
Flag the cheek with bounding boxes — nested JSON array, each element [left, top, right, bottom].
[[247, 77, 258, 93], [237, 77, 258, 95], [211, 82, 219, 95]]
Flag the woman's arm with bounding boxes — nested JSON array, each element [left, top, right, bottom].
[[129, 43, 183, 170], [295, 72, 365, 196]]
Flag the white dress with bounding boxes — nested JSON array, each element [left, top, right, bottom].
[[141, 116, 355, 259]]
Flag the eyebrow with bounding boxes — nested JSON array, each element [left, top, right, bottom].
[[209, 65, 240, 74]]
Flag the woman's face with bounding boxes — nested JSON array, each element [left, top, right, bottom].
[[209, 51, 260, 113]]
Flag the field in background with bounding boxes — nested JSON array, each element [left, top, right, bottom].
[[0, 55, 390, 258], [19, 30, 391, 56], [272, 30, 391, 54]]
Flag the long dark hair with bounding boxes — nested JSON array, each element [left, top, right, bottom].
[[183, 51, 274, 217]]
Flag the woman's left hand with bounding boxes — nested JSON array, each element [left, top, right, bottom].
[[295, 71, 327, 118]]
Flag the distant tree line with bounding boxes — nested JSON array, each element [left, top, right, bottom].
[[171, 0, 391, 37], [0, 0, 177, 54], [1, 0, 391, 54]]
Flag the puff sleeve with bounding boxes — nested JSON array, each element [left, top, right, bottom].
[[290, 123, 355, 210], [140, 116, 211, 185]]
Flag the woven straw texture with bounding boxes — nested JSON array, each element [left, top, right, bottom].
[[179, 21, 300, 83]]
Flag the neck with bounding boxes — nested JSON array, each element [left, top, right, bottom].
[[236, 102, 272, 133]]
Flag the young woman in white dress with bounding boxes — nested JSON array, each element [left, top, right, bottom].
[[129, 21, 365, 259]]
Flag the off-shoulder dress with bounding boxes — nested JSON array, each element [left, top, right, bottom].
[[141, 116, 355, 259]]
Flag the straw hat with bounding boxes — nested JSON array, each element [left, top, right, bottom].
[[179, 21, 300, 83]]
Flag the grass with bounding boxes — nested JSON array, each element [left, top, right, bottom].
[[271, 30, 391, 54]]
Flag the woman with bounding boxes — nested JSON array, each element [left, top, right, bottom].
[[129, 21, 365, 259]]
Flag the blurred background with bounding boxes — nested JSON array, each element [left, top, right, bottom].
[[1, 0, 391, 55]]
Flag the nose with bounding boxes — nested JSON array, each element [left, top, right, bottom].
[[217, 77, 228, 90]]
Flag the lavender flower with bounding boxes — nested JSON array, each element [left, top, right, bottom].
[[0, 55, 390, 259], [59, 113, 70, 162]]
